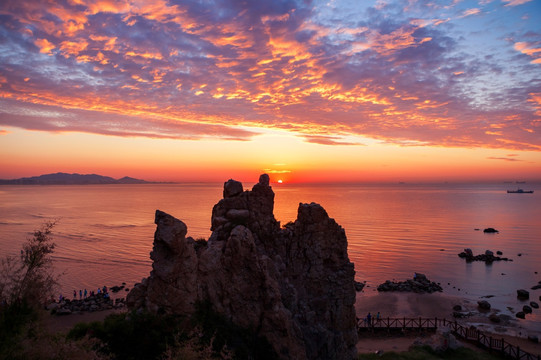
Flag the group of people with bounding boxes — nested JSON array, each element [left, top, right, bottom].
[[67, 286, 110, 301], [364, 311, 381, 326]]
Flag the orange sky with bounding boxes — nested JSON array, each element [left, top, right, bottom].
[[0, 0, 540, 183]]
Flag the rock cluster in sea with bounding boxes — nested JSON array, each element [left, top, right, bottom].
[[376, 273, 443, 293], [515, 288, 540, 320], [531, 281, 541, 290], [457, 248, 511, 263], [48, 294, 126, 315], [127, 174, 358, 360]]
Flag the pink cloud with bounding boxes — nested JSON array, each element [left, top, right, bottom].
[[34, 38, 55, 54], [502, 0, 533, 6], [0, 0, 539, 151]]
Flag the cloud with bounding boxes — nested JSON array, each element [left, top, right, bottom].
[[0, 129, 8, 135], [502, 0, 533, 6], [0, 0, 539, 150], [302, 135, 362, 146], [461, 8, 481, 17], [487, 156, 522, 162], [514, 41, 541, 64], [262, 168, 292, 174], [0, 99, 258, 141], [34, 38, 55, 54]]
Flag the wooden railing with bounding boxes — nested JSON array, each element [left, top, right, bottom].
[[357, 317, 541, 360]]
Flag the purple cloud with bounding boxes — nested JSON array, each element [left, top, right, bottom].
[[0, 0, 539, 150]]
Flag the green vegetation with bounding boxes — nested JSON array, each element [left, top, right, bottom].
[[0, 220, 58, 307], [68, 302, 277, 360], [0, 221, 60, 358], [358, 345, 506, 360]]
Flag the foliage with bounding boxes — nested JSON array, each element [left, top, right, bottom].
[[193, 301, 277, 360], [0, 220, 58, 307], [0, 301, 38, 358], [0, 221, 60, 358], [358, 345, 506, 360], [68, 311, 188, 360], [5, 327, 107, 360], [68, 303, 278, 360]]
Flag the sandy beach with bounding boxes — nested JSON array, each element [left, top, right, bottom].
[[355, 291, 541, 355]]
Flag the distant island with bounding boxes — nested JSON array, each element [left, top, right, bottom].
[[0, 172, 154, 185]]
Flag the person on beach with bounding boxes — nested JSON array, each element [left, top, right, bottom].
[[97, 288, 101, 295], [84, 288, 87, 298], [376, 311, 381, 322], [73, 290, 76, 299], [79, 289, 82, 299], [366, 312, 372, 326]]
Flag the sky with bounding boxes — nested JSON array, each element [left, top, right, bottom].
[[0, 0, 540, 183]]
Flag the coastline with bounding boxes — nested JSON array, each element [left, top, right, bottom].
[[355, 291, 541, 355], [43, 291, 541, 356]]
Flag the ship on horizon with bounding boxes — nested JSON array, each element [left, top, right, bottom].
[[507, 188, 534, 194]]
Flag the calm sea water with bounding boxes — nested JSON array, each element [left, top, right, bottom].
[[1, 182, 540, 327]]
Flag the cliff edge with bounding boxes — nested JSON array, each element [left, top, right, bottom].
[[127, 174, 357, 359]]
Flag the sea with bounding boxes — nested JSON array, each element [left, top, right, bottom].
[[1, 181, 540, 330]]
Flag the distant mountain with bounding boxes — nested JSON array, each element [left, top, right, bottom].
[[0, 172, 153, 185]]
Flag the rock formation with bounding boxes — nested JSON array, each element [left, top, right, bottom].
[[127, 174, 358, 359], [377, 273, 443, 293], [458, 248, 511, 263]]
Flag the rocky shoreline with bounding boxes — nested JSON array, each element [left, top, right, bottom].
[[48, 293, 126, 315]]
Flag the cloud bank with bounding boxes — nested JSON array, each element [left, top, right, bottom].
[[0, 0, 539, 150]]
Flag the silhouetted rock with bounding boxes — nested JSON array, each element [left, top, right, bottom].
[[531, 282, 541, 290], [517, 289, 530, 300], [477, 300, 491, 311], [516, 312, 526, 319], [458, 249, 510, 263], [127, 175, 357, 360], [377, 273, 442, 293], [483, 228, 499, 233], [531, 302, 539, 309], [489, 313, 501, 323], [523, 305, 533, 314], [354, 281, 365, 292]]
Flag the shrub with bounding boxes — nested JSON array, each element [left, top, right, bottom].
[[68, 303, 278, 360], [0, 220, 58, 307], [0, 221, 59, 357]]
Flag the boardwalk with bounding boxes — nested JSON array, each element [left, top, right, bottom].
[[358, 317, 540, 360]]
